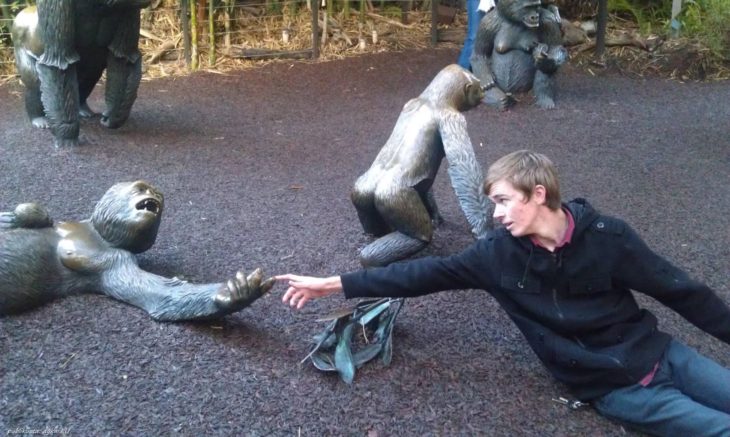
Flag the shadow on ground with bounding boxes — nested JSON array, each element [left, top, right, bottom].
[[1, 48, 728, 436]]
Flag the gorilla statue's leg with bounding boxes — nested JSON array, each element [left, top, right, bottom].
[[533, 69, 556, 109], [352, 176, 391, 237], [102, 54, 142, 128], [102, 10, 143, 128], [359, 186, 432, 267], [359, 231, 429, 267], [420, 188, 444, 226], [23, 77, 49, 129], [76, 47, 107, 118], [37, 63, 80, 147]]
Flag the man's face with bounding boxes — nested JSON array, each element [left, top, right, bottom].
[[488, 180, 541, 237]]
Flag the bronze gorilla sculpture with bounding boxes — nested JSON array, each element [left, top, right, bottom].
[[11, 0, 150, 147], [0, 181, 274, 321], [351, 64, 493, 267], [471, 0, 567, 110]]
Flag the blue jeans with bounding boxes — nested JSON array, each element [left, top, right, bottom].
[[594, 339, 730, 437], [457, 0, 486, 70]]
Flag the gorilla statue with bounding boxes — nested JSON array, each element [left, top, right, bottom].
[[11, 0, 151, 147], [471, 0, 568, 110], [0, 181, 274, 321], [351, 64, 493, 267]]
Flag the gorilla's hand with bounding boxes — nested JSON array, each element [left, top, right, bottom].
[[215, 268, 275, 312], [0, 203, 53, 230]]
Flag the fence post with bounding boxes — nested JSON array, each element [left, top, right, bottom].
[[431, 0, 438, 46], [311, 0, 320, 58], [181, 0, 191, 67], [595, 0, 607, 57]]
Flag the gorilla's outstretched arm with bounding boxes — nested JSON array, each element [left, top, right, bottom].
[[100, 253, 274, 321], [439, 111, 491, 238]]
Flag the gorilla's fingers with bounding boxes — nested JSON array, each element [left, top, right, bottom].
[[247, 268, 263, 289], [235, 270, 249, 298], [260, 277, 275, 295]]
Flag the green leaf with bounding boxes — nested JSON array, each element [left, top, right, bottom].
[[334, 323, 356, 384], [381, 323, 394, 366], [357, 300, 391, 326], [353, 343, 383, 368], [310, 351, 337, 371]]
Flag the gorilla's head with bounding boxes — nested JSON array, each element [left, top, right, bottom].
[[91, 181, 164, 253], [498, 0, 542, 28], [421, 64, 486, 112]]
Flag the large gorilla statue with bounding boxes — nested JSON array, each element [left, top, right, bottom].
[[351, 64, 493, 267], [471, 0, 568, 110], [11, 0, 150, 147], [0, 181, 274, 321]]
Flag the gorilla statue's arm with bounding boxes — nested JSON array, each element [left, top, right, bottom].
[[439, 110, 491, 238], [36, 0, 81, 146], [102, 10, 143, 128], [99, 252, 274, 321], [470, 12, 500, 89], [0, 203, 54, 230]]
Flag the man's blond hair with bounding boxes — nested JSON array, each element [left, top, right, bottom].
[[484, 150, 562, 210]]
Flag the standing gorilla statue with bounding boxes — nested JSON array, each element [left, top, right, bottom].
[[351, 64, 493, 267], [11, 0, 150, 147], [471, 0, 568, 110], [0, 181, 274, 321]]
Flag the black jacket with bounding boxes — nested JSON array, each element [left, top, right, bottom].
[[341, 199, 730, 400]]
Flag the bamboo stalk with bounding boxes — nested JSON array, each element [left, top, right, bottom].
[[190, 0, 198, 70], [224, 0, 232, 48], [208, 0, 215, 65]]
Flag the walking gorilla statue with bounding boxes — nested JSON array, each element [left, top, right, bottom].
[[11, 0, 150, 147], [0, 181, 274, 321], [351, 64, 493, 267], [471, 0, 568, 110]]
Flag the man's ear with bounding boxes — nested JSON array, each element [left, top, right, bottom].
[[532, 185, 547, 205]]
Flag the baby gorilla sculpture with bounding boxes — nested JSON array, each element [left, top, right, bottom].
[[351, 64, 492, 267], [0, 181, 273, 321], [11, 0, 150, 147], [471, 0, 568, 110]]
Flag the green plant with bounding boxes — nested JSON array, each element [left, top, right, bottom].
[[303, 298, 404, 384]]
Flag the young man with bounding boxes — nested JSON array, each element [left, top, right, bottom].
[[277, 150, 730, 436]]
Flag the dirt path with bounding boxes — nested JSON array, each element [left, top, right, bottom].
[[1, 47, 728, 436]]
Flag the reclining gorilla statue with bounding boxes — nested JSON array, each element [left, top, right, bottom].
[[0, 181, 274, 321], [471, 0, 568, 110], [351, 64, 493, 267], [11, 0, 150, 147]]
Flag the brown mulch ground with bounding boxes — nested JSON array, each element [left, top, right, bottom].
[[1, 47, 729, 436]]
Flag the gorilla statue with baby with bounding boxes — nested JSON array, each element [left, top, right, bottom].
[[471, 0, 568, 110], [11, 0, 150, 147]]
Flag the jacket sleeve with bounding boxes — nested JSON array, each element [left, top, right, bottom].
[[614, 221, 730, 344], [341, 238, 493, 299]]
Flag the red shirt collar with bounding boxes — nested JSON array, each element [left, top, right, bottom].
[[530, 208, 575, 250]]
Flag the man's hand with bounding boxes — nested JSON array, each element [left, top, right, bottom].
[[276, 274, 342, 310]]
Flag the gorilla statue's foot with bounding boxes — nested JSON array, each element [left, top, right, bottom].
[[54, 137, 79, 148], [535, 95, 556, 109], [79, 102, 98, 118], [31, 117, 50, 129], [100, 113, 127, 129]]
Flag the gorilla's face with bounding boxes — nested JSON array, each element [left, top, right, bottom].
[[499, 0, 541, 28], [91, 181, 164, 253]]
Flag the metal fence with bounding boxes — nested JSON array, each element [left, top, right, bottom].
[[0, 0, 465, 80]]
